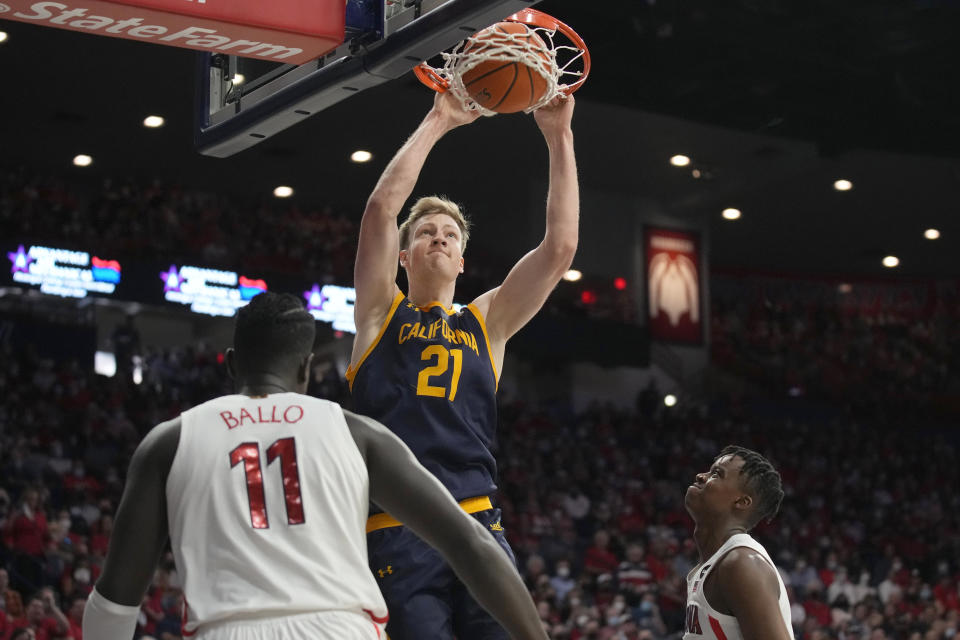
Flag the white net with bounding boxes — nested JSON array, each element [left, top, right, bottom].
[[433, 22, 588, 116]]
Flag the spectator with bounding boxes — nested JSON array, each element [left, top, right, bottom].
[[6, 489, 48, 594], [583, 531, 619, 578]]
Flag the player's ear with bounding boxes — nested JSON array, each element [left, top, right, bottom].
[[459, 257, 464, 274], [399, 250, 408, 268], [224, 348, 237, 380], [734, 493, 753, 513]]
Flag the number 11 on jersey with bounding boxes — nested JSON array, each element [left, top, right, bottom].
[[230, 437, 305, 529]]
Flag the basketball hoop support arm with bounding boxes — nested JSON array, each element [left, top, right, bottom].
[[195, 0, 541, 157]]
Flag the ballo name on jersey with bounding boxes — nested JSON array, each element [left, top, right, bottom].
[[220, 404, 304, 430], [14, 2, 304, 60], [398, 318, 480, 356]]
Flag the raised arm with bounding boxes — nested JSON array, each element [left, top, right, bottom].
[[472, 95, 579, 366], [353, 93, 479, 339], [716, 549, 794, 640], [84, 418, 180, 640], [343, 410, 547, 640]]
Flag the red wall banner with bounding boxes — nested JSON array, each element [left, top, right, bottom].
[[645, 227, 703, 344], [0, 0, 345, 63]]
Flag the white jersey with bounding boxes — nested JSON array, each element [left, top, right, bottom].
[[683, 533, 794, 640], [166, 393, 388, 636]]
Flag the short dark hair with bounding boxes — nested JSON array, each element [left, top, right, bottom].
[[719, 444, 784, 529], [233, 292, 315, 373]]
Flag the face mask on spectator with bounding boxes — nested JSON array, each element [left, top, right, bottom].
[[557, 566, 570, 578], [74, 568, 91, 584]]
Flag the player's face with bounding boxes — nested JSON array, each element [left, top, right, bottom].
[[684, 454, 747, 518], [401, 214, 465, 280]]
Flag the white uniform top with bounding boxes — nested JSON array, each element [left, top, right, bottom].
[[166, 393, 388, 635], [683, 533, 794, 640]]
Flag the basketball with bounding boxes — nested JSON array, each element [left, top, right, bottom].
[[460, 22, 551, 114]]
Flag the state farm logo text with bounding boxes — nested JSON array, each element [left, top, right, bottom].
[[13, 1, 304, 60]]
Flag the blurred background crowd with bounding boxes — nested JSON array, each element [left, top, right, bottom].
[[1, 170, 959, 640]]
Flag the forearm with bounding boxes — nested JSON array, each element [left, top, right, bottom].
[[50, 605, 70, 632], [366, 111, 451, 215], [542, 128, 579, 255], [442, 523, 547, 640]]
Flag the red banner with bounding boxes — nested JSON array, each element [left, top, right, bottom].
[[645, 227, 703, 344], [0, 0, 344, 63]]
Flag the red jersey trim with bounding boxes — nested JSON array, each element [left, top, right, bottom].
[[708, 615, 729, 640]]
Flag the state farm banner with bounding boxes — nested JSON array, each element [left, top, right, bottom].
[[644, 227, 703, 344], [0, 0, 344, 63]]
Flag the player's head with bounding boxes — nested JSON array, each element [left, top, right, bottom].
[[227, 292, 315, 392], [398, 197, 470, 283], [684, 445, 784, 530], [399, 196, 471, 253]]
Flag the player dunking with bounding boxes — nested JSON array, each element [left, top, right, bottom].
[[683, 445, 794, 640], [348, 90, 578, 639], [83, 293, 547, 640]]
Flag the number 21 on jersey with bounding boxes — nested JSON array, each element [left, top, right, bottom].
[[417, 345, 463, 401], [230, 437, 304, 529]]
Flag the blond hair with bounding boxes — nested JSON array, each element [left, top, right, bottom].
[[398, 196, 471, 253]]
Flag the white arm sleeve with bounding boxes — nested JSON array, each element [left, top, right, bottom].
[[82, 587, 141, 640]]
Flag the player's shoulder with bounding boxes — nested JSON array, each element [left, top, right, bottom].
[[715, 545, 779, 589], [132, 416, 182, 472], [468, 287, 498, 319]]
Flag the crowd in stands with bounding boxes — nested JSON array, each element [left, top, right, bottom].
[[2, 168, 959, 639], [711, 275, 960, 421], [2, 319, 959, 639], [0, 167, 359, 284]]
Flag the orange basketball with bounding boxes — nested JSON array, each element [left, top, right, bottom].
[[460, 22, 551, 114]]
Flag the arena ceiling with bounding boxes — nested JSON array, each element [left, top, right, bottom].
[[2, 0, 959, 278]]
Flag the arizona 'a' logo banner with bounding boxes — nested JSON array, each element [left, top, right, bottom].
[[645, 227, 703, 344]]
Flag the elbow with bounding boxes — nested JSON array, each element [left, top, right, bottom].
[[549, 238, 578, 272]]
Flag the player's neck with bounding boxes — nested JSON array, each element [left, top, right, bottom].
[[693, 520, 749, 562], [237, 373, 298, 397], [406, 279, 456, 309]]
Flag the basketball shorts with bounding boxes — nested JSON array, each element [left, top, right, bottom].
[[367, 508, 516, 640], [190, 610, 385, 640]]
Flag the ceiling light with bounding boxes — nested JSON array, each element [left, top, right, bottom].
[[351, 150, 373, 163], [833, 179, 853, 191], [273, 186, 293, 198], [231, 73, 245, 85], [73, 154, 93, 167], [143, 115, 165, 128], [924, 228, 940, 240], [0, 32, 8, 44], [882, 255, 899, 268], [691, 169, 702, 179], [664, 394, 677, 407], [722, 208, 741, 220], [562, 269, 582, 282], [670, 155, 691, 167], [838, 283, 852, 294]]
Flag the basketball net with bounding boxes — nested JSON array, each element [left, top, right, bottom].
[[415, 9, 590, 117]]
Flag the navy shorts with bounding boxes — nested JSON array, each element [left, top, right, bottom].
[[367, 508, 516, 640]]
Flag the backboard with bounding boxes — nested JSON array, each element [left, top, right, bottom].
[[195, 0, 542, 157]]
